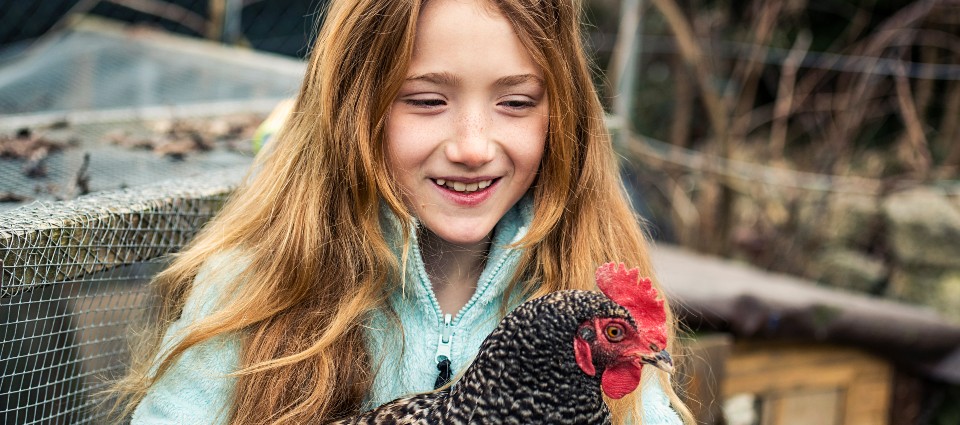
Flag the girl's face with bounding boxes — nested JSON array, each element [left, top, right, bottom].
[[386, 0, 548, 246]]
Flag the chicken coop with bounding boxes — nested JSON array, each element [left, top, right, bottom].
[[0, 12, 303, 422], [657, 246, 960, 425], [0, 16, 305, 209]]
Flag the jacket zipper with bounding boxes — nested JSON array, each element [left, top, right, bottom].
[[425, 248, 519, 388], [434, 313, 453, 388], [435, 313, 453, 363]]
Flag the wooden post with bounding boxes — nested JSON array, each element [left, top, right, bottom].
[[723, 342, 892, 425], [607, 0, 644, 147], [207, 0, 225, 41]]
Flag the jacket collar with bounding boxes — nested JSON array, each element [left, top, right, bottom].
[[380, 194, 535, 314]]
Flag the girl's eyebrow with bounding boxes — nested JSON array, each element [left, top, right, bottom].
[[406, 72, 462, 86], [493, 74, 544, 89], [404, 72, 544, 89]]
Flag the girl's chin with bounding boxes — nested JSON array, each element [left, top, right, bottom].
[[420, 220, 494, 246], [429, 230, 491, 246]]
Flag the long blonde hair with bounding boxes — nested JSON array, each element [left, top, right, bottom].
[[114, 0, 693, 423]]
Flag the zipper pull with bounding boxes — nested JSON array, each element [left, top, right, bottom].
[[434, 313, 453, 389], [435, 313, 453, 363]]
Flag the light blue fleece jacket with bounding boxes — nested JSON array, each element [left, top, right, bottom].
[[131, 197, 682, 424]]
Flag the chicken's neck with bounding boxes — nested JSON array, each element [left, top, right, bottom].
[[445, 291, 617, 424]]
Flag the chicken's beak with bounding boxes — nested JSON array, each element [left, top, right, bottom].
[[638, 349, 674, 374]]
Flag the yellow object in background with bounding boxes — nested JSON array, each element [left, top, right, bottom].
[[251, 98, 295, 154]]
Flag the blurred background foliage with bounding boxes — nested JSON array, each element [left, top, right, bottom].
[[584, 0, 960, 322]]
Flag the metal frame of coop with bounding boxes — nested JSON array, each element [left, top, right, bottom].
[[1, 170, 242, 424]]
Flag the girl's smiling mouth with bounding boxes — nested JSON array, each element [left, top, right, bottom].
[[430, 177, 501, 206], [431, 177, 498, 192]]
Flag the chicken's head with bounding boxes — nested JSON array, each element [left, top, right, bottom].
[[573, 262, 671, 399]]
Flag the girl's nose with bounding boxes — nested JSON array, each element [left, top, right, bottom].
[[446, 111, 495, 167]]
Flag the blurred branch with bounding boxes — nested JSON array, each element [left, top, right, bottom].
[[49, 0, 103, 34], [729, 0, 783, 141], [893, 59, 933, 176], [817, 1, 956, 175], [939, 74, 960, 172], [745, 90, 897, 144], [107, 0, 209, 35], [648, 0, 731, 154], [833, 0, 876, 51], [885, 28, 960, 57], [208, 0, 225, 40], [648, 0, 734, 253], [669, 59, 694, 147], [607, 0, 645, 139], [788, 1, 953, 141], [662, 174, 701, 246], [770, 32, 811, 159], [631, 34, 960, 79], [913, 45, 938, 116], [860, 0, 951, 56], [621, 133, 893, 196]]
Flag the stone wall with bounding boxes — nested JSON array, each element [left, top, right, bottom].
[[813, 187, 960, 322]]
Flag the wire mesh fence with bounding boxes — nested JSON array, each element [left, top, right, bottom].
[[0, 17, 306, 116], [1, 169, 241, 424], [0, 15, 304, 210], [0, 2, 299, 422]]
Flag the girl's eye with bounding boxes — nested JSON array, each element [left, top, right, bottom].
[[604, 324, 625, 342], [499, 99, 536, 109], [404, 98, 446, 108]]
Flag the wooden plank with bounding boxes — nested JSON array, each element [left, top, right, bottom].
[[844, 373, 892, 425], [653, 244, 960, 361], [726, 343, 865, 375], [724, 363, 859, 395], [770, 389, 842, 425], [722, 341, 892, 425]]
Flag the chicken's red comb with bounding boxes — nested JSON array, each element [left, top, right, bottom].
[[595, 262, 668, 347]]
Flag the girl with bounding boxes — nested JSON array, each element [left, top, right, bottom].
[[116, 0, 694, 423]]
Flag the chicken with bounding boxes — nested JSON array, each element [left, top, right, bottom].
[[333, 262, 673, 424]]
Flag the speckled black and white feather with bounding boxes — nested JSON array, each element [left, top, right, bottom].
[[331, 290, 637, 425]]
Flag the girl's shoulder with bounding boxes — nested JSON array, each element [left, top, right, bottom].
[[131, 251, 249, 424], [180, 249, 253, 321]]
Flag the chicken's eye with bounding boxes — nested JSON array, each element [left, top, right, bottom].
[[649, 343, 659, 352], [604, 324, 625, 342]]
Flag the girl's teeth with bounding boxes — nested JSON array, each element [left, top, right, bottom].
[[434, 179, 495, 192]]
